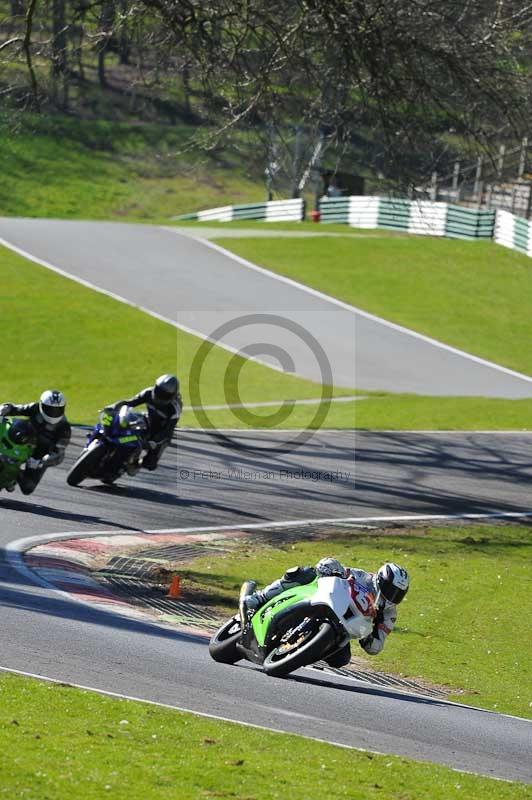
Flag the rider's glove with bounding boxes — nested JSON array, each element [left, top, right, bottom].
[[26, 457, 43, 470], [0, 403, 13, 417], [41, 453, 58, 467]]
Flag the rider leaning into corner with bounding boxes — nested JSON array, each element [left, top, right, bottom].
[[0, 390, 71, 495], [242, 558, 410, 668], [111, 374, 182, 471]]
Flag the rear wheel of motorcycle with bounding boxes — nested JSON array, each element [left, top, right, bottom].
[[209, 617, 243, 664], [264, 621, 335, 678], [66, 443, 104, 486]]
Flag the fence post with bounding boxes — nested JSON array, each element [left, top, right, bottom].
[[429, 171, 438, 201], [473, 156, 483, 202], [452, 162, 460, 200], [497, 144, 506, 180], [518, 136, 528, 180]]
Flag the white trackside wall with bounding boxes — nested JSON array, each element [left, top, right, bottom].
[[197, 205, 234, 222], [264, 198, 304, 222], [179, 195, 532, 260], [347, 196, 380, 228], [408, 201, 448, 236]]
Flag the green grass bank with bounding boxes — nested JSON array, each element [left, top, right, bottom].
[[0, 116, 262, 221], [0, 672, 529, 799], [3, 242, 532, 430], [217, 234, 532, 378], [0, 245, 350, 424]]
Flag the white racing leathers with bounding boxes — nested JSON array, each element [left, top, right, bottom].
[[346, 568, 397, 655], [256, 565, 398, 656]]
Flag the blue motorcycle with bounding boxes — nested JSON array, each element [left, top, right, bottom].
[[67, 406, 148, 486]]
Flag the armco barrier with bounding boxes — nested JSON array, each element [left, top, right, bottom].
[[444, 205, 495, 240], [377, 198, 411, 231], [177, 194, 532, 259], [174, 198, 304, 223], [494, 209, 532, 256], [320, 196, 496, 241]]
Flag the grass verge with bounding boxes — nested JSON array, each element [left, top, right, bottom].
[[215, 235, 532, 377], [0, 672, 529, 799], [181, 524, 532, 719], [0, 245, 352, 424], [185, 394, 532, 431], [0, 115, 262, 221], [4, 241, 531, 431]]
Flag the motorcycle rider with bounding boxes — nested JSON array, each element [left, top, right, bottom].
[[0, 390, 71, 495], [111, 374, 182, 471], [242, 558, 409, 668], [0, 419, 37, 492]]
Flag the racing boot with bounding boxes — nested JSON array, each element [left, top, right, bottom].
[[126, 457, 141, 476], [239, 580, 263, 624]]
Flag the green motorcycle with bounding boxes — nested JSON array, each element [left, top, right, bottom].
[[0, 417, 36, 493], [209, 574, 375, 678]]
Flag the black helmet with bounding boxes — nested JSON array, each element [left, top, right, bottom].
[[375, 563, 409, 604], [39, 389, 66, 425], [8, 419, 36, 447], [154, 374, 179, 403]]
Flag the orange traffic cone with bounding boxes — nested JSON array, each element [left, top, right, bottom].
[[167, 575, 181, 599]]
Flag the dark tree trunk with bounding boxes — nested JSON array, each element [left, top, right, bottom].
[[182, 62, 191, 117], [51, 0, 68, 108], [97, 0, 115, 86], [118, 0, 130, 65]]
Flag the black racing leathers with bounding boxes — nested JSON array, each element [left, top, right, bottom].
[[1, 402, 71, 494], [115, 387, 182, 470]]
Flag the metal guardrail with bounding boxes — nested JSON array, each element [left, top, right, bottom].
[[320, 196, 496, 240], [174, 198, 305, 223]]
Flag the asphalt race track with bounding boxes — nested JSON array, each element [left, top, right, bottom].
[[1, 429, 532, 784], [1, 218, 532, 784], [2, 217, 532, 396]]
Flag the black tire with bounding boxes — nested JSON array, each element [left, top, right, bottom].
[[209, 617, 243, 664], [264, 620, 335, 678], [67, 442, 105, 487]]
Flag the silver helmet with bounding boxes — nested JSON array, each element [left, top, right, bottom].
[[154, 374, 179, 403], [39, 389, 66, 425]]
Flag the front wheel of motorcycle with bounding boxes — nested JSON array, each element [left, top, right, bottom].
[[66, 442, 105, 486], [209, 616, 243, 664], [263, 620, 335, 678]]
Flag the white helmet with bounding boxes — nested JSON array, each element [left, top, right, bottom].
[[39, 389, 66, 425], [375, 563, 409, 604]]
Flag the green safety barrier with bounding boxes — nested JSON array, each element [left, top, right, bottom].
[[513, 216, 529, 253], [444, 205, 495, 240]]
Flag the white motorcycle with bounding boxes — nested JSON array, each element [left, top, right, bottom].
[[209, 574, 376, 678]]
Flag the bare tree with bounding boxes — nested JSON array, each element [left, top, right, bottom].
[[139, 0, 532, 182]]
